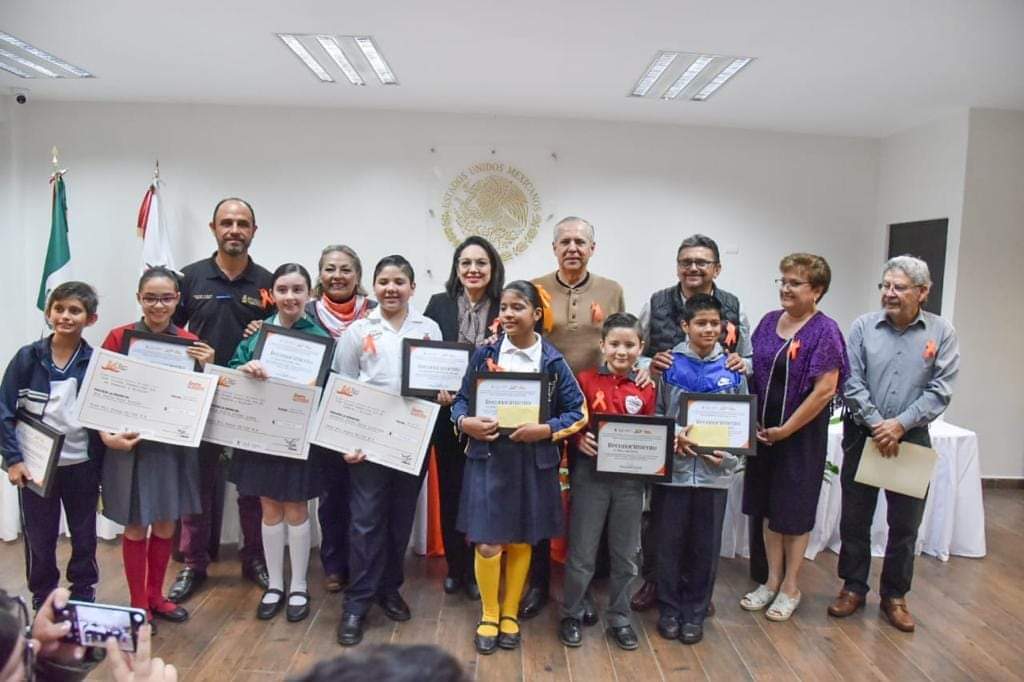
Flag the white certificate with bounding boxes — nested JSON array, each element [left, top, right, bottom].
[[253, 324, 333, 387], [75, 348, 218, 448], [203, 365, 322, 460], [401, 339, 473, 397], [855, 439, 937, 499], [123, 330, 197, 372], [679, 393, 757, 456], [10, 411, 63, 497], [310, 375, 439, 475], [595, 415, 674, 480]]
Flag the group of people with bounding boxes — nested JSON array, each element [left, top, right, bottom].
[[1, 197, 960, 661]]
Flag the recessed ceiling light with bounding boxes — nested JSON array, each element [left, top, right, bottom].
[[0, 31, 92, 77], [277, 33, 334, 82], [631, 51, 678, 97], [0, 59, 32, 78], [353, 37, 397, 85], [0, 47, 59, 77], [692, 57, 753, 101], [315, 35, 364, 85], [662, 55, 714, 100]]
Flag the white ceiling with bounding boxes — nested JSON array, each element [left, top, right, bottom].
[[3, 0, 1023, 138]]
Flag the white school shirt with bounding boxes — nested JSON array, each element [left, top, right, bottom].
[[45, 353, 89, 465], [497, 333, 543, 373], [332, 304, 443, 394]]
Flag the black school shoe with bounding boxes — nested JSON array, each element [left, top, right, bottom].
[[168, 568, 206, 604], [257, 589, 285, 620], [337, 612, 364, 646], [607, 624, 640, 651], [559, 617, 583, 647], [518, 586, 549, 620], [656, 615, 680, 640], [286, 591, 311, 622], [680, 622, 703, 645], [378, 592, 411, 621], [497, 616, 521, 650], [474, 621, 499, 655]]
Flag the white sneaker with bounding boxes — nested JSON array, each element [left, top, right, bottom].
[[740, 584, 777, 611]]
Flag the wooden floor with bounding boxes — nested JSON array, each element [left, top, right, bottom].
[[3, 489, 1023, 681]]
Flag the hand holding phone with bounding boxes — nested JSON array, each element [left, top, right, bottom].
[[55, 600, 147, 653]]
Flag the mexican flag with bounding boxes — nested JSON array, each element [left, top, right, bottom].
[[35, 172, 71, 311], [137, 180, 175, 272]]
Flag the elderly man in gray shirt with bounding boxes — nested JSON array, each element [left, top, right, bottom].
[[828, 255, 959, 633]]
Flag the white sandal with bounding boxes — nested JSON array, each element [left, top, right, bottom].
[[765, 591, 801, 621], [740, 584, 777, 611]]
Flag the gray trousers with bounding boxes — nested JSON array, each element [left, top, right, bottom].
[[561, 458, 644, 627]]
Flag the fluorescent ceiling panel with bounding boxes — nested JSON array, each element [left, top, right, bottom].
[[662, 55, 714, 100], [631, 51, 678, 97], [315, 35, 364, 85], [354, 37, 397, 85], [0, 31, 92, 77], [277, 33, 334, 82], [692, 57, 753, 101]]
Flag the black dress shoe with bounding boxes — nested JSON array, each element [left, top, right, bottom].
[[680, 622, 703, 645], [168, 568, 206, 604], [465, 577, 480, 601], [497, 616, 521, 650], [474, 620, 499, 655], [656, 615, 680, 640], [518, 586, 549, 620], [337, 612, 364, 646], [151, 604, 189, 623], [608, 624, 639, 651], [286, 591, 311, 622], [630, 580, 657, 612], [559, 617, 582, 647], [242, 559, 270, 590], [443, 577, 462, 594], [582, 601, 599, 627], [378, 593, 411, 622], [257, 589, 285, 620]]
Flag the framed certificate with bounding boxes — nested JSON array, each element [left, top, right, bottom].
[[469, 371, 549, 434], [593, 414, 674, 481], [3, 410, 64, 497], [311, 375, 440, 475], [122, 329, 200, 372], [677, 393, 757, 457], [401, 339, 473, 398], [253, 324, 334, 387]]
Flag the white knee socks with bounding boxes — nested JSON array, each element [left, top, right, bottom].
[[287, 519, 311, 606], [261, 521, 286, 604]]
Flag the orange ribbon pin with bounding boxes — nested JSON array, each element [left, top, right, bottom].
[[489, 317, 501, 335], [923, 340, 937, 359], [362, 334, 378, 356], [259, 288, 275, 309], [535, 284, 555, 333], [593, 390, 608, 412], [591, 302, 605, 324], [485, 357, 504, 373], [788, 338, 802, 360], [724, 321, 737, 348]]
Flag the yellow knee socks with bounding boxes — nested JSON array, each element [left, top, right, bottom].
[[475, 548, 502, 637], [500, 543, 533, 634]]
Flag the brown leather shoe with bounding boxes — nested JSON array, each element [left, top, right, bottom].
[[827, 589, 866, 618], [880, 597, 916, 632], [630, 580, 657, 612]]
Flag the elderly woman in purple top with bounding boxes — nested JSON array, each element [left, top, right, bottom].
[[740, 253, 849, 622]]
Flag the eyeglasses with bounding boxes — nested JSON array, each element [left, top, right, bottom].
[[3, 594, 36, 681], [140, 295, 178, 306], [775, 278, 809, 290], [677, 259, 717, 270], [877, 282, 915, 294]]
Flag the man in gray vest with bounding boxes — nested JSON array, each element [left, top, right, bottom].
[[632, 233, 752, 612]]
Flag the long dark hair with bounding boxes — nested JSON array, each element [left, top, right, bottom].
[[444, 236, 505, 302], [271, 262, 312, 290], [137, 266, 180, 292], [502, 280, 546, 334]]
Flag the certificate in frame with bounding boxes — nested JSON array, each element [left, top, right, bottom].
[[253, 324, 334, 387], [468, 371, 549, 434], [401, 339, 473, 399], [3, 410, 64, 497], [122, 329, 201, 372], [593, 413, 674, 482], [677, 393, 758, 457]]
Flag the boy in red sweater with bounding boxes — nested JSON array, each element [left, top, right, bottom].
[[559, 313, 656, 650]]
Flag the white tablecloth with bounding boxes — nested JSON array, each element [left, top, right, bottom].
[[720, 419, 986, 562]]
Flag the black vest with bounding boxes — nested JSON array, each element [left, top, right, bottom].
[[646, 285, 742, 356]]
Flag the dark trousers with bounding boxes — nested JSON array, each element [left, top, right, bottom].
[[343, 461, 424, 617], [747, 514, 769, 584], [19, 459, 100, 608], [838, 417, 929, 599], [435, 430, 471, 581], [640, 488, 658, 582], [654, 485, 727, 624], [179, 441, 263, 572], [317, 447, 352, 578]]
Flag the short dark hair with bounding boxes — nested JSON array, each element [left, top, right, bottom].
[[271, 262, 312, 290], [502, 280, 545, 334], [445, 236, 505, 302], [211, 197, 256, 226], [288, 644, 466, 682], [682, 293, 722, 322], [601, 312, 642, 340], [373, 255, 415, 284], [779, 252, 832, 301], [137, 266, 180, 292], [46, 281, 98, 316], [677, 234, 721, 263]]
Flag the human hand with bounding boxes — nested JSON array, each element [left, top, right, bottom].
[[675, 426, 697, 457], [186, 342, 215, 367], [578, 431, 598, 457], [461, 417, 500, 442], [634, 367, 655, 390], [870, 419, 905, 455], [242, 319, 263, 339], [7, 462, 32, 487], [238, 360, 269, 380], [101, 431, 143, 451], [32, 587, 85, 665], [756, 426, 788, 445], [509, 423, 552, 443], [106, 624, 178, 681], [435, 390, 455, 407], [701, 450, 727, 468], [343, 449, 367, 464], [725, 353, 746, 373], [651, 351, 673, 375]]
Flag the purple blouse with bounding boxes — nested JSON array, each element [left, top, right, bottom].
[[750, 310, 849, 423]]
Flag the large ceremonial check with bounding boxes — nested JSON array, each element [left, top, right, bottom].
[[677, 393, 757, 457], [593, 414, 675, 481], [310, 375, 440, 475], [203, 365, 321, 460], [75, 348, 217, 448]]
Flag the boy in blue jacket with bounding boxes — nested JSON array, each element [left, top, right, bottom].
[[655, 293, 747, 645], [1, 282, 103, 610]]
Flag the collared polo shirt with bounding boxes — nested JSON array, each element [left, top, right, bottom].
[[173, 253, 275, 365], [498, 333, 543, 372], [843, 309, 960, 430]]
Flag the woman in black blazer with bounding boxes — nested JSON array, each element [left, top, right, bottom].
[[424, 236, 505, 598]]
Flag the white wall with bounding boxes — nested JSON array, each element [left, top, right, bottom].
[[947, 109, 1024, 477], [4, 101, 881, 357], [875, 112, 969, 319]]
